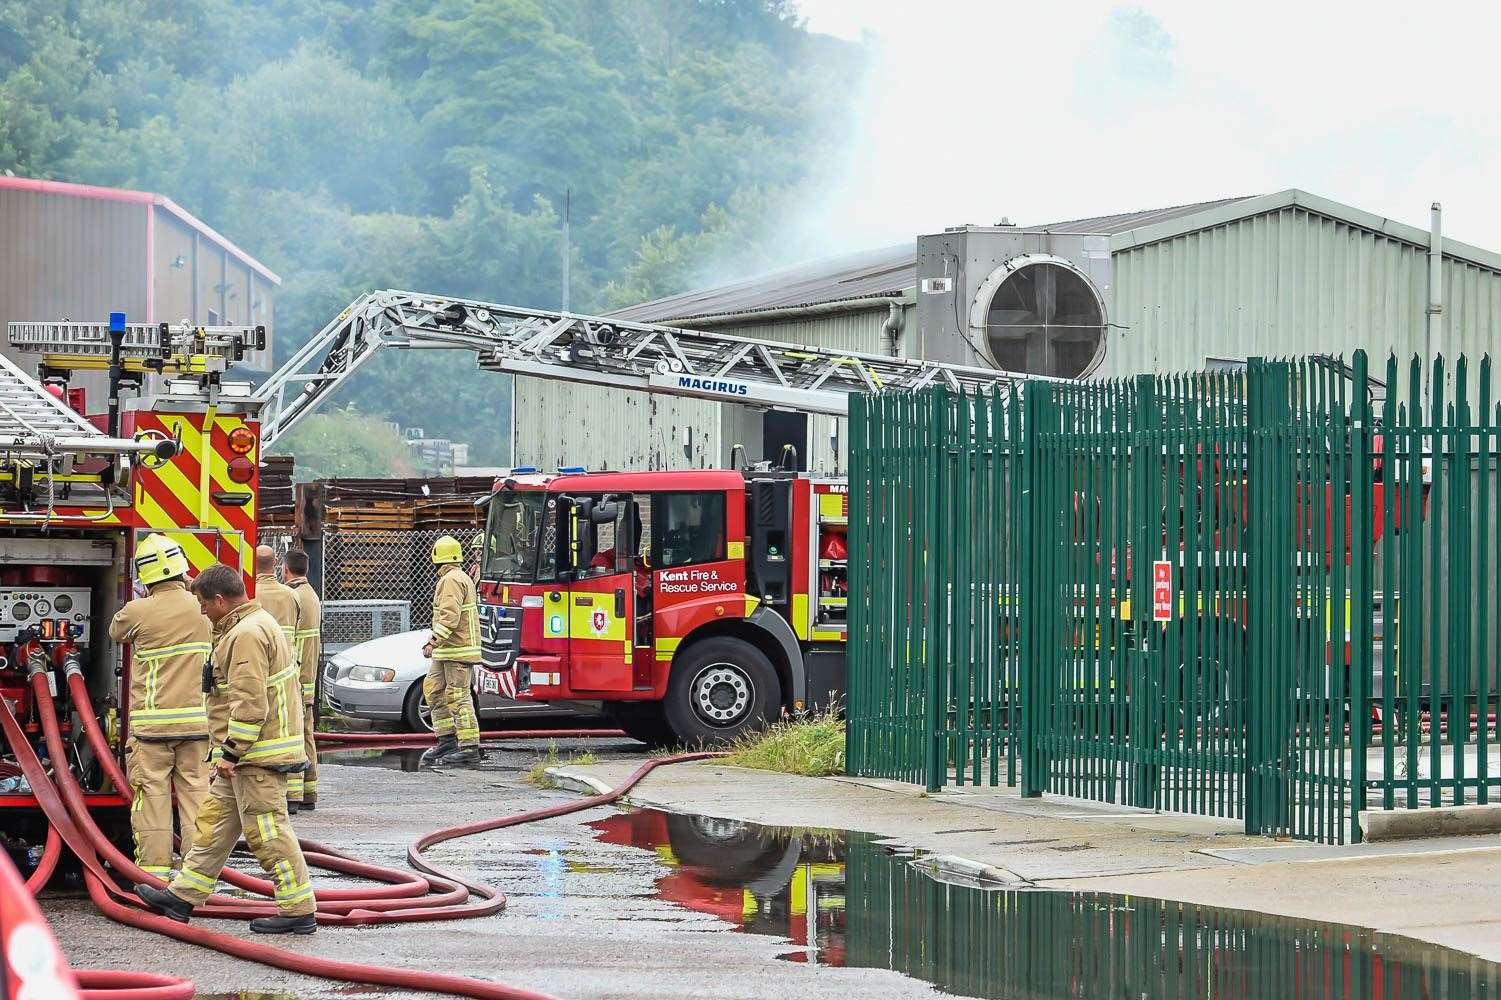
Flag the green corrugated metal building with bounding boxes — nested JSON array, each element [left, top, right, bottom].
[[511, 189, 1496, 473]]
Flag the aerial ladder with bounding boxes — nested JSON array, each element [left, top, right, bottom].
[[248, 289, 1055, 450], [5, 289, 1051, 476]]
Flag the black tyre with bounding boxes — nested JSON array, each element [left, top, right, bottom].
[[663, 812, 788, 886], [605, 701, 677, 748], [402, 681, 435, 733], [663, 636, 780, 746]]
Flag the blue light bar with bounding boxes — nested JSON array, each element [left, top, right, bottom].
[[558, 466, 588, 474], [108, 311, 126, 332], [510, 466, 538, 474]]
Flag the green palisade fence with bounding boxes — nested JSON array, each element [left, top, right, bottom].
[[848, 350, 1501, 843]]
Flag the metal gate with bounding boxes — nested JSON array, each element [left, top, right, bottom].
[[849, 350, 1501, 843]]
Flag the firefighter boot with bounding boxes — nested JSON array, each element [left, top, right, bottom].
[[135, 883, 194, 923], [437, 744, 482, 766], [249, 913, 317, 935], [421, 733, 458, 767]]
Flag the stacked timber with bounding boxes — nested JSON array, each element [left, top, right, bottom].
[[319, 476, 494, 532], [258, 456, 296, 527]]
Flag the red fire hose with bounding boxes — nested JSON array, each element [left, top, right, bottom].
[[75, 970, 196, 1000], [313, 727, 625, 748], [20, 673, 717, 999]]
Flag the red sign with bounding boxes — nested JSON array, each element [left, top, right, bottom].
[[1152, 560, 1172, 622]]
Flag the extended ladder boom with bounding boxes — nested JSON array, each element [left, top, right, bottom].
[[252, 289, 1053, 449]]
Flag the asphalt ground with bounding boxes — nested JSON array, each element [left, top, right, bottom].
[[47, 736, 952, 1000]]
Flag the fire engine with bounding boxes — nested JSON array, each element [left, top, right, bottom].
[[476, 467, 853, 744], [0, 315, 265, 853]]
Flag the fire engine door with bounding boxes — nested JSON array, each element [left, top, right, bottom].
[[556, 497, 635, 692]]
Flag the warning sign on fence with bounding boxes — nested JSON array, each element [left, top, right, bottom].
[[1152, 560, 1172, 622]]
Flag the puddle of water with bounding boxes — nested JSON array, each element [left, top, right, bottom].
[[318, 747, 530, 773], [585, 808, 1501, 999]]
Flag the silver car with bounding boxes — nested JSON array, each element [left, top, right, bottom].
[[321, 629, 594, 731]]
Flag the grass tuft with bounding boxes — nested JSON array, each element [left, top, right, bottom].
[[722, 711, 845, 777], [525, 740, 599, 787]]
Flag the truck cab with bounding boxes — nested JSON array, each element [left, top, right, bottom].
[[476, 469, 848, 746]]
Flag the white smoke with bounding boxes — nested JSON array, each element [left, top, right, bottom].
[[781, 0, 1501, 255]]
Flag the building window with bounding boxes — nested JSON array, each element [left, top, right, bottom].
[[652, 493, 725, 569]]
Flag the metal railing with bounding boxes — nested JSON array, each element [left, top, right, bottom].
[[849, 349, 1501, 844], [322, 600, 412, 655]]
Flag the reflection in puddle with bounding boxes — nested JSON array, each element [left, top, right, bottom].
[[588, 808, 1501, 999], [319, 747, 429, 771]]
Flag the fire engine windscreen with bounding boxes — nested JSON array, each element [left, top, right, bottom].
[[483, 491, 548, 583]]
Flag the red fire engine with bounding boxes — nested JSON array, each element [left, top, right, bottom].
[[0, 318, 263, 859], [475, 468, 852, 745]]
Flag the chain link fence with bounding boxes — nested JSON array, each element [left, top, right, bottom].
[[323, 528, 455, 627]]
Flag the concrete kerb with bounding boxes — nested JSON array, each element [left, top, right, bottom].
[[1361, 802, 1501, 841]]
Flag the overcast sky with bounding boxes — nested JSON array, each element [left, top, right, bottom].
[[786, 1, 1498, 255]]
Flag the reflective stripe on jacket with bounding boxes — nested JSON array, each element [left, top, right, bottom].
[[287, 577, 322, 702], [213, 601, 305, 768], [431, 564, 481, 662], [109, 581, 211, 739]]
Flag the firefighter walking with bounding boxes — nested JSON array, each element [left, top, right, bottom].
[[108, 534, 212, 880], [252, 545, 305, 808], [135, 564, 316, 935], [283, 548, 322, 809], [422, 535, 482, 766]]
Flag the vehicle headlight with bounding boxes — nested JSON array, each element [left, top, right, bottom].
[[347, 665, 396, 684]]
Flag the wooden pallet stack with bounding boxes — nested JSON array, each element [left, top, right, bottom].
[[258, 456, 296, 527], [318, 476, 495, 532]]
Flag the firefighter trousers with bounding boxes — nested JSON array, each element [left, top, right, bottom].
[[169, 765, 315, 916], [287, 702, 318, 804], [423, 659, 479, 747], [125, 736, 208, 878]]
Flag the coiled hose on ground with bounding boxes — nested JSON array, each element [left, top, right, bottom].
[[18, 675, 709, 999]]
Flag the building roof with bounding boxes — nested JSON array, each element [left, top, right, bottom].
[[615, 190, 1501, 326], [612, 197, 1253, 324], [0, 175, 281, 285]]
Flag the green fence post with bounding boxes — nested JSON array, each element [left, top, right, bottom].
[[1350, 351, 1373, 842], [924, 387, 948, 792], [1021, 381, 1050, 797], [1130, 374, 1160, 808]]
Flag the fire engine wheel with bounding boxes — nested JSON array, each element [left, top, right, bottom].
[[664, 637, 780, 746]]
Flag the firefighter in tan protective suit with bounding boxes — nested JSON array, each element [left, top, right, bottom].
[[252, 545, 305, 810], [420, 535, 482, 766], [135, 564, 316, 935], [108, 534, 212, 880], [283, 548, 321, 809]]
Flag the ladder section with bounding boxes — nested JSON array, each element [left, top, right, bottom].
[[254, 289, 1054, 448], [8, 321, 264, 374], [0, 351, 154, 459]]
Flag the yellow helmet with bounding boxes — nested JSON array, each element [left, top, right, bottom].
[[469, 532, 484, 551], [135, 533, 190, 586], [432, 535, 464, 565]]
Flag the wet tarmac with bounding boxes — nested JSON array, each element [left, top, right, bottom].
[[51, 740, 1501, 1000], [564, 806, 1501, 999]]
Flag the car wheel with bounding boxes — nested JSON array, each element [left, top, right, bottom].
[[663, 637, 780, 747], [402, 681, 435, 733]]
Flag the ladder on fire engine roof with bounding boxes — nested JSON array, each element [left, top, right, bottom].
[[0, 350, 161, 462], [250, 289, 1062, 450], [7, 320, 265, 376]]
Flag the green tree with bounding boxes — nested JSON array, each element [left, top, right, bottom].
[[277, 409, 414, 482]]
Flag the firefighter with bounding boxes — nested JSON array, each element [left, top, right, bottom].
[[135, 564, 315, 935], [283, 548, 321, 810], [421, 535, 482, 766], [108, 533, 212, 880], [252, 545, 305, 810]]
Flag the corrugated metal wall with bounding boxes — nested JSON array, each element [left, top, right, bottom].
[[712, 307, 890, 473], [511, 377, 723, 472], [1107, 206, 1501, 382]]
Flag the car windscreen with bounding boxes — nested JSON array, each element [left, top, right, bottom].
[[482, 490, 549, 583]]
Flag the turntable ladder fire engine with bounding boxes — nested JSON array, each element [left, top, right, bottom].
[[251, 289, 1059, 449]]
